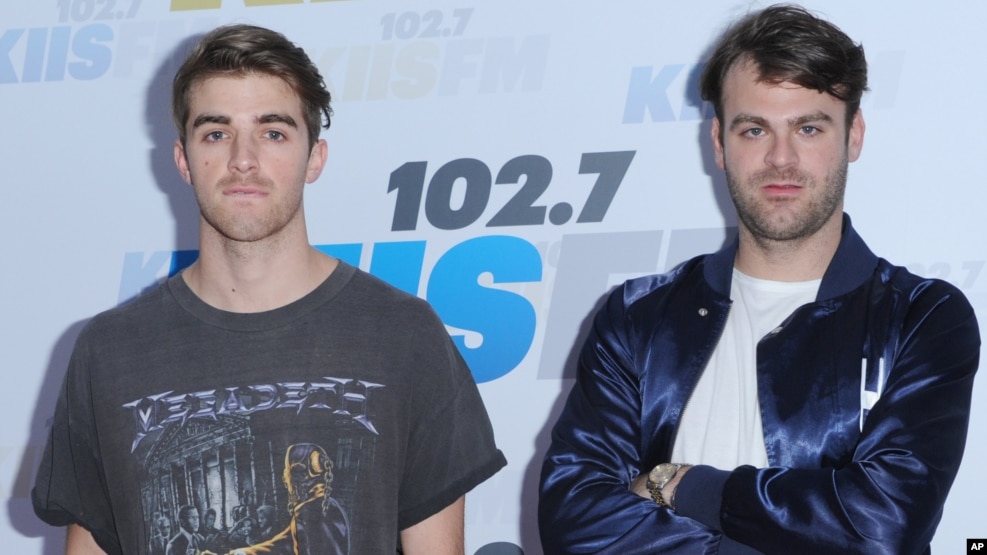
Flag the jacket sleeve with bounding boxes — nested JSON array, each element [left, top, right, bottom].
[[676, 279, 980, 554], [538, 284, 755, 555]]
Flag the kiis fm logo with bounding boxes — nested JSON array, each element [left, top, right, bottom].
[[0, 0, 344, 84], [622, 63, 711, 124]]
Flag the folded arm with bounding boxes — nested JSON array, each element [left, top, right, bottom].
[[540, 280, 980, 555]]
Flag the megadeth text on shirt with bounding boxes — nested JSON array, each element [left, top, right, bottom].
[[122, 378, 385, 452]]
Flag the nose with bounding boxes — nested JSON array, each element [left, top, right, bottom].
[[228, 135, 258, 173], [765, 135, 798, 169]]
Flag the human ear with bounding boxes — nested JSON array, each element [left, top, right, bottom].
[[174, 140, 193, 185], [711, 118, 725, 170]]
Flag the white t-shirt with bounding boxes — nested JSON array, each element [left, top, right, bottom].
[[670, 268, 820, 469]]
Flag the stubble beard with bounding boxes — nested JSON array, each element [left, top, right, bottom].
[[195, 175, 303, 245], [725, 153, 848, 246]]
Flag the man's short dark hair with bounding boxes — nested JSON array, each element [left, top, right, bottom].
[[172, 24, 332, 148], [700, 4, 867, 130]]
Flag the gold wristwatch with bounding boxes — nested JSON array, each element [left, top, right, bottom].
[[646, 463, 683, 506]]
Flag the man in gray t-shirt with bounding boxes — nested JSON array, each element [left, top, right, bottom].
[[33, 24, 505, 555]]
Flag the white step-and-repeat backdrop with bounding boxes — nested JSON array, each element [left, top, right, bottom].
[[3, 1, 985, 552]]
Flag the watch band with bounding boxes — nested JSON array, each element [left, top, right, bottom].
[[646, 479, 666, 506], [646, 463, 683, 506]]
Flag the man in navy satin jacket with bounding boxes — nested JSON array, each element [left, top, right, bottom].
[[539, 5, 980, 554]]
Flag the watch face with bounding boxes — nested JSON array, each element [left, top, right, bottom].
[[649, 463, 677, 486], [648, 466, 661, 483]]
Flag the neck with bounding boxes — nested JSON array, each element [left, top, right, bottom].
[[733, 214, 842, 282], [184, 220, 336, 313]]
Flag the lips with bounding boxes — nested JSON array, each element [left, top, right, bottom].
[[225, 186, 268, 196], [764, 184, 803, 197], [219, 176, 273, 197]]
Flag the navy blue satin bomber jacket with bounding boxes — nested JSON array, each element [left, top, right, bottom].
[[539, 215, 980, 555]]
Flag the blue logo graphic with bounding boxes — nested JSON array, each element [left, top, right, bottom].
[[1, 24, 113, 83], [622, 63, 711, 124]]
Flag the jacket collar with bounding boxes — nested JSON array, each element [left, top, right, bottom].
[[703, 213, 879, 301]]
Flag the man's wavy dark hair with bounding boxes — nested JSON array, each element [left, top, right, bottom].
[[701, 4, 867, 131], [172, 24, 332, 148]]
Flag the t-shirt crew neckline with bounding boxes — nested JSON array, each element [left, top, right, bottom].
[[167, 260, 356, 332]]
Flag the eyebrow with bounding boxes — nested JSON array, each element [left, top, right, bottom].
[[191, 114, 230, 129], [790, 111, 832, 127], [729, 111, 833, 131], [190, 113, 298, 129], [257, 113, 297, 127]]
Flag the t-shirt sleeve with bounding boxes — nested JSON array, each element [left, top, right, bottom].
[[32, 329, 120, 553], [395, 308, 507, 529]]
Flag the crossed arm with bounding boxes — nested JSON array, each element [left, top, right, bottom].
[[539, 279, 980, 555]]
